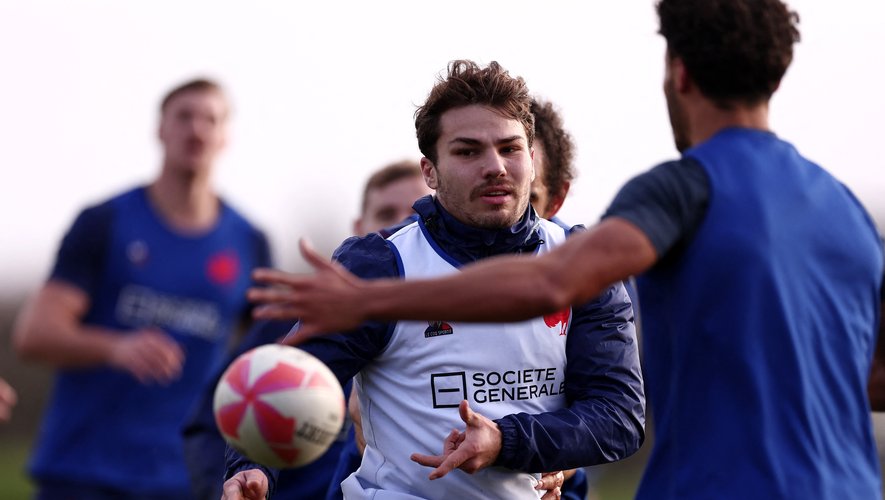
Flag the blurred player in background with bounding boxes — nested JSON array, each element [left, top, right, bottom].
[[227, 59, 645, 500], [13, 78, 272, 499], [528, 98, 575, 225], [249, 1, 884, 498]]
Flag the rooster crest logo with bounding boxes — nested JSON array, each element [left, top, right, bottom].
[[543, 309, 570, 336]]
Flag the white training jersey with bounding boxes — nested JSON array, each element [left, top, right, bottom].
[[341, 219, 572, 500]]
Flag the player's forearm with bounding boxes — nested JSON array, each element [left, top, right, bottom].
[[14, 318, 120, 368], [494, 399, 645, 472], [364, 255, 573, 323]]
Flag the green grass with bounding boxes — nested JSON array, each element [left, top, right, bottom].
[[0, 437, 34, 500]]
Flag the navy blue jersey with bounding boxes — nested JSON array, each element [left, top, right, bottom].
[[610, 128, 883, 499], [31, 186, 271, 496]]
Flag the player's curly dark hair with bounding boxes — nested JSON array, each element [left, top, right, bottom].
[[415, 60, 534, 164], [531, 98, 576, 206], [657, 0, 800, 106]]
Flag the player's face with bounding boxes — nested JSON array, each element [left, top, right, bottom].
[[422, 105, 533, 229], [158, 89, 229, 175], [664, 52, 691, 153], [355, 176, 433, 236]]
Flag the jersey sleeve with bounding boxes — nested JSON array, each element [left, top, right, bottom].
[[602, 157, 710, 260], [493, 282, 645, 471], [49, 202, 115, 294]]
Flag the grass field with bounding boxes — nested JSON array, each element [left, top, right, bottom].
[[0, 435, 644, 500], [0, 438, 34, 500]]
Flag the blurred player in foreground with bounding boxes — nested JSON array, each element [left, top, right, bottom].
[[248, 1, 884, 498]]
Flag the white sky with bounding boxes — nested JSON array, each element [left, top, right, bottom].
[[1, 0, 883, 298]]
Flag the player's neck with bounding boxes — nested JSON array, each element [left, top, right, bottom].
[[147, 170, 220, 233], [689, 100, 770, 147]]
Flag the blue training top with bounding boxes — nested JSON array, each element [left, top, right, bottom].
[[31, 186, 271, 496], [633, 128, 883, 499]]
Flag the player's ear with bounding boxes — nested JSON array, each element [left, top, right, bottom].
[[420, 157, 438, 190], [530, 148, 536, 182], [544, 181, 570, 219], [673, 57, 692, 93]]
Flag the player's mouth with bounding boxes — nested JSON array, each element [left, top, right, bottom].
[[477, 186, 513, 205]]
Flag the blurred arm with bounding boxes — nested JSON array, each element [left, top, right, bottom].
[[364, 217, 657, 323], [14, 281, 113, 366], [0, 377, 16, 422], [13, 280, 183, 383]]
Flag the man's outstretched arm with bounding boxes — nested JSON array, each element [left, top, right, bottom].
[[250, 217, 657, 341]]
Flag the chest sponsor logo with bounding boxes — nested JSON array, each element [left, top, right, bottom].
[[424, 320, 453, 338], [116, 285, 222, 340], [430, 368, 564, 409]]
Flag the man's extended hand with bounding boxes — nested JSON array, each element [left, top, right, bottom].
[[221, 469, 268, 500], [410, 399, 502, 479], [248, 239, 367, 343]]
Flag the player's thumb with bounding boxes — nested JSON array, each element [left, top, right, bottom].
[[299, 238, 329, 271], [459, 399, 475, 425]]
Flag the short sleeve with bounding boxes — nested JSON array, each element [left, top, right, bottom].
[[50, 202, 115, 295], [602, 157, 710, 260]]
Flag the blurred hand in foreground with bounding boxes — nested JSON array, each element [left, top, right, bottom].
[[248, 239, 367, 343]]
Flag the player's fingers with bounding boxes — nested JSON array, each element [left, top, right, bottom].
[[442, 429, 462, 454], [247, 285, 298, 305], [536, 471, 565, 491], [221, 477, 246, 500], [253, 304, 302, 321], [139, 337, 184, 383], [410, 452, 445, 468], [428, 446, 472, 480], [251, 267, 301, 287], [284, 323, 325, 345], [244, 470, 268, 499], [539, 486, 561, 500], [299, 238, 332, 271], [0, 379, 18, 406]]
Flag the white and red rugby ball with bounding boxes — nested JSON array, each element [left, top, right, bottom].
[[213, 344, 345, 468]]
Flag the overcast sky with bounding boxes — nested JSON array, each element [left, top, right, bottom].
[[1, 0, 883, 298]]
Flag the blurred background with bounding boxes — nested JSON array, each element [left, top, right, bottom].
[[1, 0, 883, 498]]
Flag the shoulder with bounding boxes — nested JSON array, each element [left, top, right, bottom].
[[65, 189, 136, 240], [617, 158, 708, 203], [603, 157, 710, 257], [332, 233, 399, 280], [219, 198, 267, 235]]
